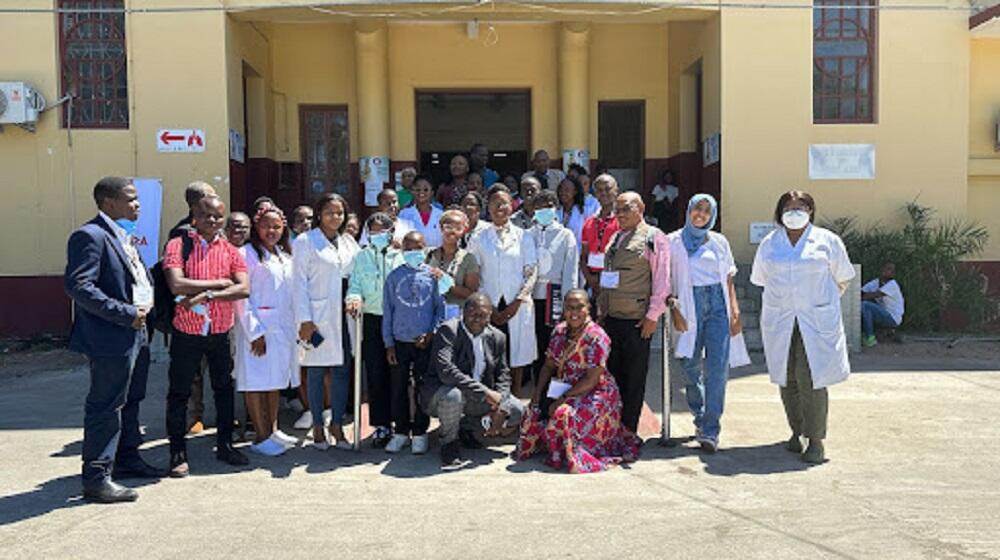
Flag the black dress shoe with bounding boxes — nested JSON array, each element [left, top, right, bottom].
[[113, 458, 167, 479], [169, 451, 190, 478], [440, 441, 466, 470], [82, 480, 138, 504], [216, 444, 249, 466], [458, 429, 483, 450]]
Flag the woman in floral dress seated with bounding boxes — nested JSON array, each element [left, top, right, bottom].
[[514, 289, 640, 473]]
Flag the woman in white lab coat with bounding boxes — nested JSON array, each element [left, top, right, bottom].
[[469, 186, 538, 396], [234, 205, 300, 457], [292, 193, 360, 450], [398, 176, 444, 249], [666, 194, 750, 454], [750, 190, 855, 464]]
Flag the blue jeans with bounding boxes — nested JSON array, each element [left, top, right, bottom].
[[307, 366, 349, 427], [862, 300, 898, 337], [681, 283, 731, 442]]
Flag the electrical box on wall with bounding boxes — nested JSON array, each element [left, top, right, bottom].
[[0, 82, 46, 129]]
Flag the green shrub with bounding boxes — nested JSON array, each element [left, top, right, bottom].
[[822, 202, 998, 331]]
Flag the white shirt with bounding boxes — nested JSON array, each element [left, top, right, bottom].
[[652, 184, 679, 203], [689, 243, 723, 287], [862, 278, 904, 326], [556, 206, 588, 245], [99, 211, 153, 307], [398, 206, 444, 248], [530, 222, 579, 299], [461, 321, 486, 382], [521, 169, 567, 191]]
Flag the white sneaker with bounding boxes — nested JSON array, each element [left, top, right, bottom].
[[293, 411, 313, 430], [411, 434, 429, 455], [251, 438, 286, 456], [322, 409, 333, 427], [333, 439, 353, 451], [271, 430, 298, 449], [385, 434, 410, 453]]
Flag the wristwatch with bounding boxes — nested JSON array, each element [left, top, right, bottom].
[[204, 290, 215, 301], [666, 296, 679, 310]]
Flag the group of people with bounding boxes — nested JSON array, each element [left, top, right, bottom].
[[66, 147, 882, 503]]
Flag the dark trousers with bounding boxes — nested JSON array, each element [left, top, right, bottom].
[[391, 341, 430, 436], [780, 324, 829, 440], [363, 314, 392, 428], [187, 359, 206, 425], [166, 332, 235, 454], [82, 330, 150, 488], [532, 298, 555, 382], [605, 316, 652, 433]]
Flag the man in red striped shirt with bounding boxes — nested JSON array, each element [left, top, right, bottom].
[[164, 195, 250, 477]]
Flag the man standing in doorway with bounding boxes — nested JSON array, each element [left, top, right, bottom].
[[65, 176, 166, 503], [521, 149, 566, 192], [597, 190, 671, 438], [469, 143, 499, 188]]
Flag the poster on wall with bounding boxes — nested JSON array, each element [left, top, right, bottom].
[[808, 144, 875, 180], [749, 221, 777, 244], [131, 178, 163, 267], [562, 149, 590, 173], [229, 129, 245, 163], [703, 133, 721, 167], [360, 156, 390, 206]]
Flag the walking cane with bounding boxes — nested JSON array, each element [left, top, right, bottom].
[[658, 316, 675, 447], [352, 312, 363, 451]]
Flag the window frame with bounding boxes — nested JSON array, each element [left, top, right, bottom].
[[812, 0, 878, 125], [58, 0, 130, 129]]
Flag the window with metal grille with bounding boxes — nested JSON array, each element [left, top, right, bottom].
[[813, 0, 877, 124], [59, 0, 129, 128]]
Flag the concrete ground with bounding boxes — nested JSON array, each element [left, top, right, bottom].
[[1, 341, 998, 560]]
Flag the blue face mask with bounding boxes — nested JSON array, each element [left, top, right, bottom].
[[370, 232, 391, 250], [534, 207, 556, 226], [115, 218, 138, 236], [403, 250, 425, 269], [437, 273, 455, 295]]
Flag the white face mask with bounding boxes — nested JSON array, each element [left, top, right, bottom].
[[781, 209, 810, 230]]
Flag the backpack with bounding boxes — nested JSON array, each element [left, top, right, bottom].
[[148, 234, 194, 335]]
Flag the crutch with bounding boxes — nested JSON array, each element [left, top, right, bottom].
[[658, 317, 676, 447], [352, 312, 363, 451]]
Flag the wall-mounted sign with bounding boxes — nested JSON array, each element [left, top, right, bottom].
[[749, 221, 777, 244], [229, 129, 245, 163], [703, 133, 720, 167], [562, 149, 590, 172], [157, 129, 205, 153], [808, 144, 875, 180], [131, 178, 163, 265], [360, 156, 390, 206]]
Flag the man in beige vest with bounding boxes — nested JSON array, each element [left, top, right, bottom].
[[597, 190, 671, 436]]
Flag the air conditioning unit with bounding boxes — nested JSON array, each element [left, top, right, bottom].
[[0, 81, 46, 127]]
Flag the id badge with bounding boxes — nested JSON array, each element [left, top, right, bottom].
[[133, 284, 154, 307], [600, 271, 620, 289], [586, 252, 605, 270]]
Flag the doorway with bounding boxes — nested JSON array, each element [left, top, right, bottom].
[[416, 90, 531, 186], [598, 100, 645, 192]]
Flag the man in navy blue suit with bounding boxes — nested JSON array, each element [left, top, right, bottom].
[[65, 176, 166, 503]]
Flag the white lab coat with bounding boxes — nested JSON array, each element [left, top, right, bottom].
[[667, 231, 751, 368], [529, 222, 579, 300], [292, 228, 360, 367], [469, 224, 538, 368], [234, 246, 299, 391], [398, 206, 444, 248], [750, 224, 855, 388]]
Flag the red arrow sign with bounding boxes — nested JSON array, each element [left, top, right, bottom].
[[160, 131, 185, 144]]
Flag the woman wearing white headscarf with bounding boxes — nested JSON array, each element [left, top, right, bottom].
[[666, 194, 749, 453]]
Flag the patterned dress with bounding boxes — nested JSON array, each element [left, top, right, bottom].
[[514, 321, 640, 473]]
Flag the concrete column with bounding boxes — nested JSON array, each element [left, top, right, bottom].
[[354, 20, 390, 159], [559, 22, 590, 161]]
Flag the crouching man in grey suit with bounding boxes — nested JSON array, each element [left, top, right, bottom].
[[422, 293, 525, 469]]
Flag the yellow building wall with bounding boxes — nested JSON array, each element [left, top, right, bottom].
[[387, 23, 559, 161], [268, 23, 358, 163], [0, 1, 231, 275], [719, 2, 971, 262], [588, 23, 670, 159], [226, 18, 275, 160], [668, 15, 721, 155], [968, 37, 1000, 261]]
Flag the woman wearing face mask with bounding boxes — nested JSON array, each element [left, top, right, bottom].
[[426, 210, 481, 320], [345, 213, 404, 449], [469, 187, 538, 397], [528, 190, 579, 388], [292, 193, 361, 450], [665, 194, 750, 454], [751, 191, 854, 464]]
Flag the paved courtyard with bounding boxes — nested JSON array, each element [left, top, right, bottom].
[[1, 342, 998, 559]]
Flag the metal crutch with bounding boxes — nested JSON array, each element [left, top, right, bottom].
[[658, 317, 676, 447], [352, 312, 363, 451]]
